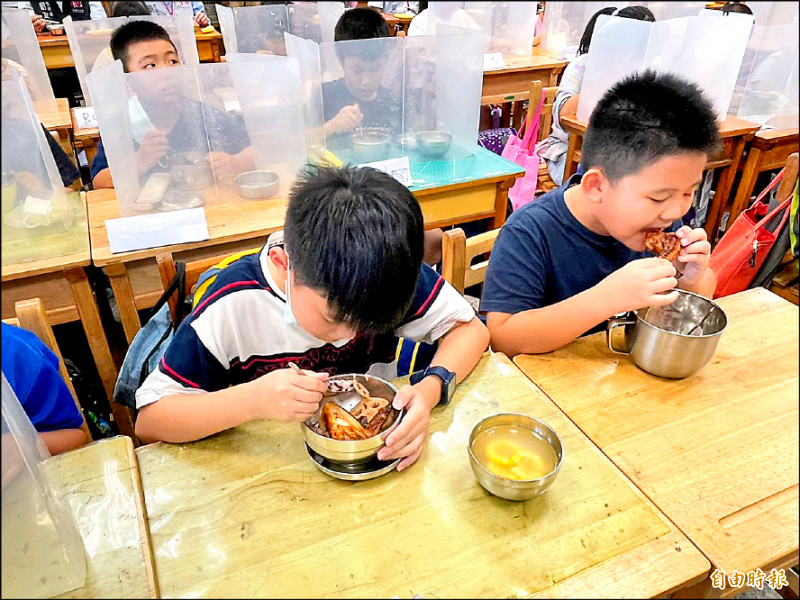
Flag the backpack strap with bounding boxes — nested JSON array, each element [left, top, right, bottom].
[[143, 261, 187, 326]]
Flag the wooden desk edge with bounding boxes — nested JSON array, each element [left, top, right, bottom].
[[1, 253, 91, 281], [125, 437, 160, 599]]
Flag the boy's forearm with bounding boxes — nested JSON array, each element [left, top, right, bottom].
[[39, 428, 88, 455], [92, 168, 113, 189], [429, 317, 490, 384], [135, 383, 258, 444], [488, 287, 616, 357]]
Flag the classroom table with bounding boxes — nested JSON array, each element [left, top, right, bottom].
[[37, 27, 223, 69], [728, 127, 800, 228], [134, 351, 710, 598], [70, 111, 100, 167], [1, 192, 135, 439], [34, 97, 75, 161], [87, 148, 524, 344], [513, 288, 799, 599], [558, 113, 761, 242], [1, 436, 157, 598]]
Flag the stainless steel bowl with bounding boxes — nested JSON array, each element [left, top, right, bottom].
[[468, 413, 564, 501], [234, 170, 280, 199], [416, 130, 452, 159], [607, 289, 727, 379], [301, 374, 404, 465], [351, 129, 391, 163]]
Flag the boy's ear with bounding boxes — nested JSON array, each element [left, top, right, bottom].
[[269, 246, 289, 277], [580, 167, 609, 204]]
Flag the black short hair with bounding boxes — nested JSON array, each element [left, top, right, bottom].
[[722, 1, 753, 15], [284, 166, 424, 333], [581, 70, 721, 183], [110, 20, 176, 71], [109, 1, 150, 17], [334, 8, 390, 42], [578, 5, 656, 55]]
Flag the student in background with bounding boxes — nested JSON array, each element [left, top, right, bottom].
[[407, 2, 481, 36], [144, 1, 210, 27], [537, 5, 655, 186], [91, 2, 153, 71], [134, 166, 489, 472], [1, 323, 88, 456], [482, 71, 719, 356], [722, 1, 753, 16], [90, 20, 253, 189], [16, 1, 107, 23]]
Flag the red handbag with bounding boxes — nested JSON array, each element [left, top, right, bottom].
[[709, 169, 791, 299]]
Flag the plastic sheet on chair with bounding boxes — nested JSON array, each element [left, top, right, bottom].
[[577, 12, 754, 122], [63, 13, 199, 107], [1, 8, 56, 111], [1, 75, 84, 267], [1, 373, 87, 599]]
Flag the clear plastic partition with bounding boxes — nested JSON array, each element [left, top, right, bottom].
[[540, 1, 612, 60], [226, 56, 307, 199], [318, 36, 405, 165], [404, 27, 483, 166], [736, 23, 800, 129], [487, 1, 538, 55], [63, 13, 199, 107], [221, 3, 289, 55], [747, 1, 800, 27], [627, 2, 705, 20], [1, 8, 56, 110], [426, 2, 484, 34], [1, 75, 83, 267], [284, 33, 327, 157], [1, 372, 87, 599], [577, 13, 754, 122], [288, 1, 343, 44], [216, 4, 238, 55], [88, 62, 225, 217]]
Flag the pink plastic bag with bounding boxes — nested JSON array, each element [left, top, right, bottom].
[[501, 93, 545, 212]]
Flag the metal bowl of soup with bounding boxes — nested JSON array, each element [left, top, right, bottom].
[[468, 413, 564, 501]]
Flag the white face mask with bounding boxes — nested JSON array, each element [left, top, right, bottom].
[[128, 95, 155, 144], [283, 260, 297, 325]]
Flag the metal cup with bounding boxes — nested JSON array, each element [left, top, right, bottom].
[[606, 289, 727, 379]]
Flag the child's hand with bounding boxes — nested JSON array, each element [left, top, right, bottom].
[[206, 151, 238, 183], [194, 12, 210, 28], [250, 367, 328, 423], [674, 226, 711, 286], [135, 129, 169, 176], [377, 384, 434, 471], [598, 257, 679, 314], [31, 14, 47, 34], [328, 104, 363, 135]]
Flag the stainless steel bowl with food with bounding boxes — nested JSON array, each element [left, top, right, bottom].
[[301, 373, 404, 465], [351, 128, 391, 163], [468, 413, 564, 501]]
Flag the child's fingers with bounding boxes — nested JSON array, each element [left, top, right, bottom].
[[395, 438, 425, 472], [294, 376, 328, 395], [677, 241, 711, 260], [649, 289, 680, 307]]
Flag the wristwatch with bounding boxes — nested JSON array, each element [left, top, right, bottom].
[[409, 365, 456, 406]]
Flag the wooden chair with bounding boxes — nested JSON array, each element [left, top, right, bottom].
[[767, 153, 799, 306], [155, 246, 262, 322], [3, 298, 92, 444], [441, 227, 501, 296]]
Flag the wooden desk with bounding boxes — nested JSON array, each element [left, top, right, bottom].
[[514, 288, 799, 598], [1, 193, 134, 439], [34, 97, 75, 160], [2, 436, 157, 598], [37, 28, 223, 69], [729, 127, 799, 227], [87, 154, 523, 344], [134, 352, 709, 598], [70, 110, 100, 166], [559, 113, 761, 242]]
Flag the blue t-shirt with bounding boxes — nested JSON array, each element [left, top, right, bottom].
[[480, 175, 649, 337], [1, 323, 83, 432]]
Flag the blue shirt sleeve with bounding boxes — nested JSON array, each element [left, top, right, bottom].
[[90, 139, 109, 182], [480, 217, 549, 315], [1, 324, 84, 432]]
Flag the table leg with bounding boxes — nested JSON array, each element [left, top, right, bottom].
[[65, 267, 137, 442], [564, 131, 581, 181], [106, 263, 142, 345], [728, 146, 763, 230], [491, 176, 516, 229], [704, 136, 748, 242]]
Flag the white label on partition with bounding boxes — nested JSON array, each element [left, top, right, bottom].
[[483, 52, 506, 71], [105, 207, 210, 253], [361, 156, 413, 187], [72, 106, 98, 129]]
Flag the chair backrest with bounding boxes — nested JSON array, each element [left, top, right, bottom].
[[3, 298, 92, 442], [441, 227, 501, 295], [520, 80, 559, 144], [155, 247, 263, 322]]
